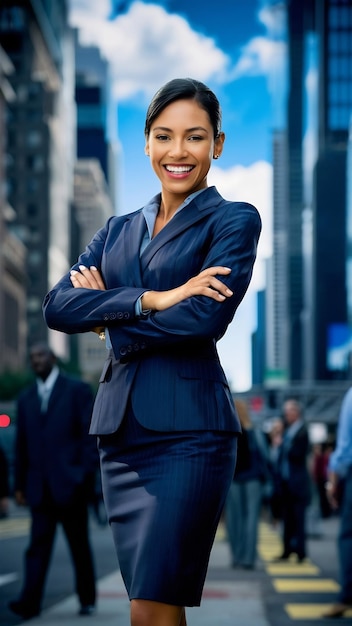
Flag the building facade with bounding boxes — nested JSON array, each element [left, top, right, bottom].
[[0, 1, 75, 361], [267, 0, 352, 385]]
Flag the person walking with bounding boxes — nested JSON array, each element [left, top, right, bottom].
[[43, 77, 261, 626], [9, 342, 97, 620], [225, 399, 269, 569], [267, 418, 284, 526], [323, 387, 352, 618], [273, 398, 311, 563]]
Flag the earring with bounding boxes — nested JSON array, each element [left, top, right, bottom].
[[214, 154, 219, 159]]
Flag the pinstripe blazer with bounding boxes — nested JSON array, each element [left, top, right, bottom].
[[43, 186, 261, 435]]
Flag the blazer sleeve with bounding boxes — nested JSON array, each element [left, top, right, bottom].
[[43, 217, 148, 334], [44, 201, 261, 357], [108, 202, 261, 356]]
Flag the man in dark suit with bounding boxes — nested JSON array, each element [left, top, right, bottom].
[[274, 398, 311, 563], [9, 343, 97, 620]]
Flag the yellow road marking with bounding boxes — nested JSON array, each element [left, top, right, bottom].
[[285, 604, 352, 619], [273, 579, 340, 592], [266, 564, 320, 576], [0, 518, 30, 538]]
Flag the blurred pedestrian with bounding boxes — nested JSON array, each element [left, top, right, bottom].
[[267, 417, 284, 526], [323, 387, 352, 618], [43, 77, 261, 626], [0, 441, 10, 519], [311, 442, 332, 520], [225, 399, 270, 569], [273, 398, 311, 563], [9, 342, 97, 620]]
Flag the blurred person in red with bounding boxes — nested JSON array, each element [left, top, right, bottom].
[[311, 442, 332, 520]]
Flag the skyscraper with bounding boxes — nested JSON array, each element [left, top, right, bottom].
[[268, 0, 352, 384], [0, 1, 75, 360]]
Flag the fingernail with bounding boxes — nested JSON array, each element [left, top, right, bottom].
[[226, 289, 233, 295], [219, 294, 226, 300], [225, 267, 232, 271], [90, 266, 97, 271], [79, 265, 87, 271], [70, 270, 78, 275]]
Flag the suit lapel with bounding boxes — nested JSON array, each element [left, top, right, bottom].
[[123, 210, 147, 286], [140, 187, 223, 270]]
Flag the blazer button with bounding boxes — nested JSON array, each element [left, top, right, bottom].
[[117, 312, 123, 319], [140, 342, 147, 350], [123, 312, 130, 319], [133, 343, 139, 351], [119, 347, 127, 356], [109, 312, 117, 320], [127, 344, 133, 352], [103, 313, 109, 321]]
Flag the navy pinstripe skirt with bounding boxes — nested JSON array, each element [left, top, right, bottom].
[[98, 403, 237, 607]]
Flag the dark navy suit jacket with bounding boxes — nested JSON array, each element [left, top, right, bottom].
[[43, 187, 261, 435], [15, 374, 97, 507]]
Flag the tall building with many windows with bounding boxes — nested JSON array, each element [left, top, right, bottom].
[[267, 0, 352, 384], [0, 1, 75, 360]]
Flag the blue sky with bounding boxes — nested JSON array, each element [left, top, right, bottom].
[[69, 0, 286, 390]]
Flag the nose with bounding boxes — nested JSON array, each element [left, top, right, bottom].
[[168, 139, 188, 159]]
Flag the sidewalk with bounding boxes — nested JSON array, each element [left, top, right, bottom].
[[25, 529, 271, 626]]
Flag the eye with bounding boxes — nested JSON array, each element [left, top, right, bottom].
[[155, 134, 170, 141], [188, 135, 203, 141]]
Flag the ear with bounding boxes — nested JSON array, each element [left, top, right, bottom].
[[145, 140, 150, 156], [213, 132, 225, 159]]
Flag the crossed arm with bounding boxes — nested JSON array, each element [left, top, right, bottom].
[[70, 264, 233, 334]]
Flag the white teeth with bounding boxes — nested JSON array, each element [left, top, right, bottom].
[[165, 165, 193, 173]]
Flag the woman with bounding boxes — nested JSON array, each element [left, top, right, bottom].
[[43, 78, 261, 626], [225, 399, 269, 569]]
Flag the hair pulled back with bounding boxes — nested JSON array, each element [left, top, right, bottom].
[[144, 78, 222, 139]]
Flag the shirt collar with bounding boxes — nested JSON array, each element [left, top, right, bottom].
[[37, 365, 60, 395], [142, 188, 207, 239]]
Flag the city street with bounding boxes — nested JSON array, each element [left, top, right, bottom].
[[0, 500, 349, 626], [0, 501, 117, 625]]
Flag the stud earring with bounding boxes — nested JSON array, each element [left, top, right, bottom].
[[214, 154, 219, 159]]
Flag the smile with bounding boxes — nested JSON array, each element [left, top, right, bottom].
[[164, 165, 194, 173]]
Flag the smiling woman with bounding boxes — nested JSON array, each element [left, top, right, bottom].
[[43, 77, 261, 626]]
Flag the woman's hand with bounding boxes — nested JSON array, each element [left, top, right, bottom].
[[141, 266, 233, 312], [70, 265, 106, 291], [70, 265, 106, 334]]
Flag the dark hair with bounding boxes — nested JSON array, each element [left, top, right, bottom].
[[144, 78, 222, 139]]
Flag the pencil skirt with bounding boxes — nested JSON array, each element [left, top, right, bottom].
[[97, 403, 237, 607]]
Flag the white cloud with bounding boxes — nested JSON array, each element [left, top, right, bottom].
[[231, 0, 287, 103], [209, 160, 273, 392], [258, 3, 286, 39], [232, 36, 285, 81], [208, 160, 273, 290], [69, 1, 230, 101]]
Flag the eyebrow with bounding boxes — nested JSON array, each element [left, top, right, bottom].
[[152, 126, 209, 133]]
